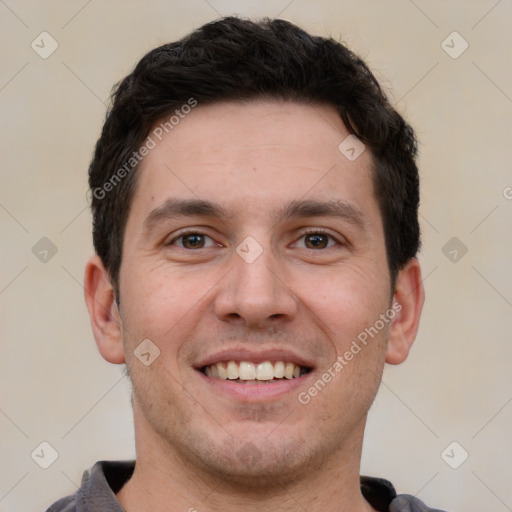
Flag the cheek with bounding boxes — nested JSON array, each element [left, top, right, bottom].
[[299, 264, 389, 344], [121, 263, 201, 338], [119, 263, 223, 380]]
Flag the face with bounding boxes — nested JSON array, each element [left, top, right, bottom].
[[116, 100, 397, 485]]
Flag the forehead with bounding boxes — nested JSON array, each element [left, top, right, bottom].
[[130, 99, 379, 227]]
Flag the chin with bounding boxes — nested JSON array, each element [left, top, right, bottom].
[[187, 433, 323, 489], [206, 455, 307, 489]]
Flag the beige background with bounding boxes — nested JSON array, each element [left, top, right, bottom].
[[1, 1, 511, 511]]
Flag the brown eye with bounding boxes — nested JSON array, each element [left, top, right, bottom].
[[304, 233, 330, 249], [168, 231, 218, 249], [181, 233, 205, 249]]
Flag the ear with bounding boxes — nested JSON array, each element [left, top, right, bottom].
[[385, 258, 425, 365], [84, 254, 125, 364]]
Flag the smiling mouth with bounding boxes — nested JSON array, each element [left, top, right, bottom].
[[201, 360, 311, 383]]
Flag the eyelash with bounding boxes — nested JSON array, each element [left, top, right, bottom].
[[167, 228, 341, 249]]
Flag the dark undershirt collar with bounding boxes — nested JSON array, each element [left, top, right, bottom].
[[100, 461, 397, 512]]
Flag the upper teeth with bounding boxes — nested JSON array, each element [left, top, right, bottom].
[[203, 361, 307, 380]]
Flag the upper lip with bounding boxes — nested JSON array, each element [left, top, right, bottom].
[[194, 348, 315, 370]]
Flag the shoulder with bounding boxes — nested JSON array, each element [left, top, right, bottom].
[[390, 493, 449, 512], [43, 460, 135, 512], [361, 475, 449, 512], [45, 494, 76, 512]]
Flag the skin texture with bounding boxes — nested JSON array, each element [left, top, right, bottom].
[[84, 100, 424, 512]]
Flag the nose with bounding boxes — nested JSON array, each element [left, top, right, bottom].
[[213, 244, 298, 329]]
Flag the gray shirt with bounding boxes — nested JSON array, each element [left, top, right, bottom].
[[45, 461, 448, 512]]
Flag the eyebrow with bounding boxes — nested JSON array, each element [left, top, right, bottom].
[[278, 199, 365, 228], [142, 197, 366, 233], [143, 198, 230, 232]]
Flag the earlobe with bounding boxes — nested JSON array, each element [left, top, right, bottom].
[[84, 255, 125, 364], [385, 258, 425, 365]]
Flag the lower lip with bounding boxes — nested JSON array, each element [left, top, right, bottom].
[[196, 370, 311, 401]]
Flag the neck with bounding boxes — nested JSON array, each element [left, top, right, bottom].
[[116, 420, 376, 512]]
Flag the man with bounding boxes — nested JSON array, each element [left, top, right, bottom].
[[47, 16, 447, 512]]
